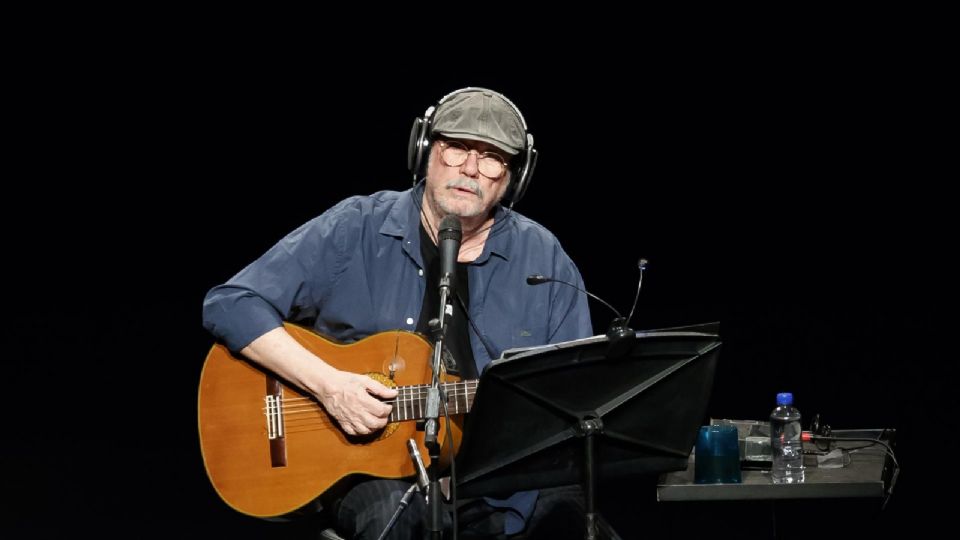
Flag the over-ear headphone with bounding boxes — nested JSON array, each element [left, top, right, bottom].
[[407, 87, 538, 208]]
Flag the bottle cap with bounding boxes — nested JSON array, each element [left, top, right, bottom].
[[776, 392, 793, 406]]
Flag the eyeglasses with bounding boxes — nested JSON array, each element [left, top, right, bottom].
[[437, 140, 508, 179]]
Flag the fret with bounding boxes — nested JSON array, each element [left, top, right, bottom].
[[415, 384, 422, 419], [464, 380, 475, 411], [393, 387, 399, 422], [423, 384, 429, 418], [391, 387, 399, 422], [408, 386, 414, 421], [453, 380, 459, 414]]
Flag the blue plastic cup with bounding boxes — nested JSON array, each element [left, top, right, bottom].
[[694, 425, 742, 484]]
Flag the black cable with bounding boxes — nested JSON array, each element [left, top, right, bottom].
[[411, 177, 517, 256], [809, 436, 898, 469], [441, 397, 457, 540], [410, 175, 515, 537], [454, 291, 499, 364], [375, 484, 419, 540], [835, 443, 881, 452], [809, 435, 899, 509], [801, 447, 853, 467], [410, 179, 507, 365]]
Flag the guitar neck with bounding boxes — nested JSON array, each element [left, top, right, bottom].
[[389, 379, 477, 422]]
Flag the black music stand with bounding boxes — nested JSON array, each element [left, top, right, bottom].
[[454, 323, 721, 540]]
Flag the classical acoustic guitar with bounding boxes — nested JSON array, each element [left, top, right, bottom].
[[198, 323, 474, 517]]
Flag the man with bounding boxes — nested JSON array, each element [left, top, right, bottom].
[[203, 87, 592, 539]]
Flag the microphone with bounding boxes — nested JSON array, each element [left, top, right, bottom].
[[527, 258, 648, 358], [526, 274, 624, 323], [406, 439, 430, 492], [624, 257, 648, 328], [438, 215, 462, 291], [426, 216, 461, 452]]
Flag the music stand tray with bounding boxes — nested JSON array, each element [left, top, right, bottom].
[[454, 323, 721, 539]]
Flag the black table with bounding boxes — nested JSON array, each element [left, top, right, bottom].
[[657, 429, 896, 502]]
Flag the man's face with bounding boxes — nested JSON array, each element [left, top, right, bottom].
[[423, 138, 512, 220]]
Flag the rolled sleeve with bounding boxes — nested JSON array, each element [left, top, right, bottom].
[[202, 286, 285, 352], [201, 198, 361, 352]]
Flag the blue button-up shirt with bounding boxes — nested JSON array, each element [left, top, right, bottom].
[[202, 187, 592, 533]]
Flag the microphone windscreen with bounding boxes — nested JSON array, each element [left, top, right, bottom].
[[438, 215, 462, 242]]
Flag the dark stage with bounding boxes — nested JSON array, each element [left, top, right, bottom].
[[6, 49, 951, 539]]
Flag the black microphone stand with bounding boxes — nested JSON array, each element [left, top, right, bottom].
[[525, 260, 649, 538], [376, 439, 431, 540], [422, 215, 462, 539], [606, 258, 646, 358], [423, 271, 453, 540], [525, 273, 639, 358], [604, 317, 635, 359]]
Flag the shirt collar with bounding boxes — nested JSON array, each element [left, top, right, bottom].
[[380, 186, 515, 263], [379, 187, 418, 239], [475, 204, 513, 263]]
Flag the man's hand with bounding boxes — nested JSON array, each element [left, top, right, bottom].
[[316, 370, 398, 435], [241, 327, 400, 436]]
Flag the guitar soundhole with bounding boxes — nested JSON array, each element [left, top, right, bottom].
[[366, 371, 395, 388]]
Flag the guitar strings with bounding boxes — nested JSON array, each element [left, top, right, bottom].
[[257, 382, 479, 436], [257, 369, 478, 435], [265, 398, 481, 435], [263, 381, 479, 414], [268, 394, 479, 417], [272, 388, 478, 409]]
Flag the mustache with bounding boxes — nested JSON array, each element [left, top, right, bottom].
[[445, 177, 484, 199]]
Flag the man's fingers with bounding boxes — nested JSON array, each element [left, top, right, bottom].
[[321, 371, 397, 435], [365, 378, 398, 399]]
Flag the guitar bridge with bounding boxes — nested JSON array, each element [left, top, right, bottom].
[[265, 378, 287, 467], [265, 393, 284, 440]]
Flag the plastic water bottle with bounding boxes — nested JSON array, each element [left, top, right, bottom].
[[770, 392, 805, 484]]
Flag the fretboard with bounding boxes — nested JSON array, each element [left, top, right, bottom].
[[388, 380, 478, 422]]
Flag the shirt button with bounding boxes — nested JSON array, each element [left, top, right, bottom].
[[418, 269, 424, 276], [406, 317, 414, 325]]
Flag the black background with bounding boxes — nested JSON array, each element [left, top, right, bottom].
[[6, 34, 953, 538]]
